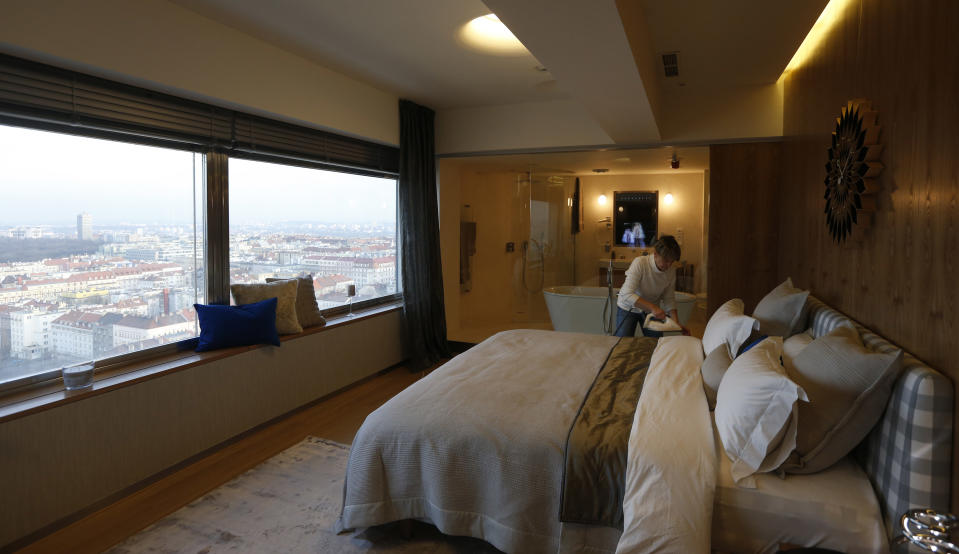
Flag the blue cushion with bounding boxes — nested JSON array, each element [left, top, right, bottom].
[[194, 298, 281, 352]]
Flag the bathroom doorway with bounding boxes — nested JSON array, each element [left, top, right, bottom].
[[440, 146, 710, 344]]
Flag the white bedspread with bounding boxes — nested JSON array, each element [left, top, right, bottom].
[[338, 329, 619, 554], [616, 336, 715, 554], [337, 330, 715, 554]]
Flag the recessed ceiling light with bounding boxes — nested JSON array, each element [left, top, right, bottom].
[[458, 14, 529, 56]]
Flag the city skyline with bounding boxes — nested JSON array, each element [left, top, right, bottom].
[[0, 225, 398, 386]]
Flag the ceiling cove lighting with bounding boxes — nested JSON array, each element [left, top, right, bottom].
[[779, 0, 854, 79], [459, 14, 529, 56]]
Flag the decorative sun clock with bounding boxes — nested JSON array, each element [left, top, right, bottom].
[[824, 99, 884, 244]]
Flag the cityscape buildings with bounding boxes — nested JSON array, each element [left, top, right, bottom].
[[0, 218, 396, 386]]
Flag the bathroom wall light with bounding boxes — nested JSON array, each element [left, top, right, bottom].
[[664, 193, 674, 205], [598, 194, 607, 205]]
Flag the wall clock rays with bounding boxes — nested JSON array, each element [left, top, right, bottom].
[[824, 100, 883, 244]]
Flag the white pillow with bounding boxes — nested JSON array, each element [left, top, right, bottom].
[[782, 330, 814, 373], [715, 336, 808, 485], [701, 345, 733, 411], [702, 298, 757, 358], [752, 278, 809, 338]]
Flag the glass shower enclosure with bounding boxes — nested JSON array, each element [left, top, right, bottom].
[[511, 171, 576, 326]]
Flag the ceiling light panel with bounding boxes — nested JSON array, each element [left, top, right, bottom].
[[458, 14, 530, 56]]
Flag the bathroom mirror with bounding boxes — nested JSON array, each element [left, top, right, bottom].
[[613, 191, 658, 247]]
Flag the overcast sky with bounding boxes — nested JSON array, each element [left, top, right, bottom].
[[0, 125, 396, 227]]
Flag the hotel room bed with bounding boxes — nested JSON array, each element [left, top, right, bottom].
[[337, 296, 953, 553]]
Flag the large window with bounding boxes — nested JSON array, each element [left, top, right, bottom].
[[0, 125, 204, 387], [229, 158, 398, 309], [0, 53, 401, 392]]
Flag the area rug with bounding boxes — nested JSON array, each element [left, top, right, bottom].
[[108, 436, 500, 553]]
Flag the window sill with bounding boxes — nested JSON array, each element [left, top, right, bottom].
[[0, 302, 403, 424]]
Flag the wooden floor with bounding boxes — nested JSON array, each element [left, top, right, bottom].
[[18, 301, 708, 553]]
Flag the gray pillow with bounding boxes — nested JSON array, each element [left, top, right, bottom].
[[752, 278, 809, 338], [780, 324, 903, 474], [701, 345, 732, 410], [266, 276, 326, 328]]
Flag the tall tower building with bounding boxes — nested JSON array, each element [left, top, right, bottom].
[[77, 212, 92, 240]]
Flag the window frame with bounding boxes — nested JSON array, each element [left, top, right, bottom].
[[0, 54, 403, 396]]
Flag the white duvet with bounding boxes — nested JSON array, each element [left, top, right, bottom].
[[337, 330, 715, 554], [616, 335, 714, 553]]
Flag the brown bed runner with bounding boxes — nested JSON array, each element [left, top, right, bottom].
[[559, 336, 657, 529]]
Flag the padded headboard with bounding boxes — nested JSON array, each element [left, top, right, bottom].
[[805, 296, 954, 549]]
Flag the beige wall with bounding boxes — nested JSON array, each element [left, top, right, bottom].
[[435, 99, 613, 155], [0, 312, 405, 547], [575, 173, 705, 292], [0, 0, 398, 145], [660, 83, 783, 143]]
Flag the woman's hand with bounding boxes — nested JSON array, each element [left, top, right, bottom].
[[652, 307, 667, 320]]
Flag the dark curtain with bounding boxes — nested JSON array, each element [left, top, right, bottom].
[[399, 99, 450, 369]]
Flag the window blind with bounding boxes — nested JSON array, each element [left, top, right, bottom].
[[0, 53, 398, 175], [231, 113, 399, 177]]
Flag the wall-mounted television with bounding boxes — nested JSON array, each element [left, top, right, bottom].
[[614, 191, 658, 247]]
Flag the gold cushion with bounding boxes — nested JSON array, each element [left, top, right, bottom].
[[230, 280, 303, 335], [266, 276, 326, 328]]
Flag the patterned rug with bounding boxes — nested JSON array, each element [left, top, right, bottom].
[[108, 436, 500, 553]]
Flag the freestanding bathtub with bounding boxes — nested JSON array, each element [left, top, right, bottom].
[[543, 286, 696, 335]]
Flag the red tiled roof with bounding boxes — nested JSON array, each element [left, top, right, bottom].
[[53, 310, 102, 327]]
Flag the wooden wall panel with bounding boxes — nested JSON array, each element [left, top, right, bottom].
[[779, 0, 959, 509], [707, 142, 782, 317]]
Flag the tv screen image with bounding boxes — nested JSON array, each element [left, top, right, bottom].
[[614, 191, 658, 247]]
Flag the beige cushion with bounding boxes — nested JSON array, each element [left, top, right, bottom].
[[780, 325, 903, 474], [752, 278, 809, 338], [715, 336, 808, 485], [703, 299, 757, 358], [266, 276, 326, 328], [701, 345, 733, 411], [231, 280, 303, 335]]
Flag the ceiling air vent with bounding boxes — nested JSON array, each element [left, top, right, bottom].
[[662, 52, 679, 77]]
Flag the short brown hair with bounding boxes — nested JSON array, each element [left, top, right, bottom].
[[654, 235, 681, 262]]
